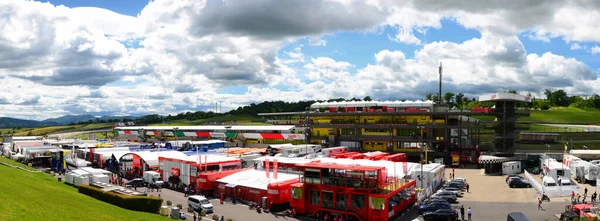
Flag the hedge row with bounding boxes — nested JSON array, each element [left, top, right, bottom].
[[78, 185, 163, 213]]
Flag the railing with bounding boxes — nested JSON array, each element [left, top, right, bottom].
[[302, 177, 378, 189]]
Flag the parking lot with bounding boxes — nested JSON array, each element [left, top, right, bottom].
[[404, 168, 568, 221]]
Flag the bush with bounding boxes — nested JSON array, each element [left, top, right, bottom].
[[212, 214, 219, 220], [176, 204, 183, 209], [78, 185, 163, 213], [200, 210, 206, 216], [167, 200, 172, 206], [227, 218, 233, 221]]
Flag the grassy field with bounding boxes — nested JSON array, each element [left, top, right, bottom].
[[523, 107, 600, 123], [149, 115, 266, 126], [0, 157, 168, 221], [475, 107, 600, 124], [0, 123, 114, 137]]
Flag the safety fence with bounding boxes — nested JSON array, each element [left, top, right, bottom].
[[524, 170, 580, 197]]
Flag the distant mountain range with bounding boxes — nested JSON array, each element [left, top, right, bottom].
[[0, 115, 138, 128]]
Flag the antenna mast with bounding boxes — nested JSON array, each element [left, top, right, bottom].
[[438, 62, 443, 104]]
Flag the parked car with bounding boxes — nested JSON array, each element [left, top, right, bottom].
[[423, 209, 459, 221], [437, 188, 461, 197], [507, 212, 531, 221], [509, 179, 532, 188], [421, 197, 448, 205], [418, 201, 451, 215], [432, 191, 458, 203], [451, 178, 467, 187], [443, 182, 463, 189], [188, 195, 214, 213], [125, 178, 145, 187], [506, 175, 524, 183]]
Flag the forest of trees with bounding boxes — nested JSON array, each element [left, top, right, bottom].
[[426, 89, 600, 111], [97, 90, 600, 125]]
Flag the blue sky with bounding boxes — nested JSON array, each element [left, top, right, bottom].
[[2, 0, 599, 119]]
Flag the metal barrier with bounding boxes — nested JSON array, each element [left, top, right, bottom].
[[524, 170, 580, 197]]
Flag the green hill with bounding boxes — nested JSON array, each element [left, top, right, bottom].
[[523, 107, 600, 124], [149, 115, 266, 126], [0, 157, 168, 221], [474, 107, 600, 124]]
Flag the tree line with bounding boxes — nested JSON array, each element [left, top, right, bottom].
[[426, 89, 600, 110], [65, 91, 600, 126]]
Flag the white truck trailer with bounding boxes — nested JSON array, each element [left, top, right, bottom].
[[143, 171, 165, 187]]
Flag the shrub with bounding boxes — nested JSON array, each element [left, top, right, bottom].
[[177, 204, 183, 209], [593, 217, 600, 221], [200, 210, 206, 216], [212, 214, 219, 220], [167, 200, 172, 206], [227, 218, 233, 221], [78, 185, 163, 213]]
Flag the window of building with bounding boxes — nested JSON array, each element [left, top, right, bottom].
[[322, 191, 333, 208], [351, 194, 365, 209], [310, 190, 320, 205]]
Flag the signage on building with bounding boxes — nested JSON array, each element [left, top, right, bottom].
[[171, 168, 180, 177]]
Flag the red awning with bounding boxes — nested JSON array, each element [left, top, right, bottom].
[[196, 132, 211, 137], [260, 133, 285, 139]]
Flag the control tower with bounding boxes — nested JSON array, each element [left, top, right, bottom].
[[479, 93, 531, 155]]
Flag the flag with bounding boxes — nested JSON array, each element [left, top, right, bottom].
[[265, 159, 270, 179], [274, 159, 278, 180], [564, 144, 568, 153]]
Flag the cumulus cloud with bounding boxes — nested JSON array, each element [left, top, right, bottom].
[[0, 0, 138, 87], [1, 0, 600, 120]]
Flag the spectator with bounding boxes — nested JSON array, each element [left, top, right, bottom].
[[538, 198, 543, 210], [467, 207, 472, 221], [460, 205, 465, 221]]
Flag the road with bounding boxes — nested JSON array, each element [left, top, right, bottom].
[[539, 124, 600, 132], [139, 187, 312, 221]]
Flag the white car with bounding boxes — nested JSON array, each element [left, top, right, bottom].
[[188, 195, 214, 213], [438, 187, 461, 196]]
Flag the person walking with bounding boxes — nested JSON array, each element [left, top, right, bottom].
[[538, 198, 543, 210], [193, 212, 197, 221], [467, 207, 472, 221], [460, 205, 465, 221], [577, 193, 582, 203], [466, 183, 470, 193]]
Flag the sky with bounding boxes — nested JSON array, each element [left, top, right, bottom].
[[1, 0, 600, 120]]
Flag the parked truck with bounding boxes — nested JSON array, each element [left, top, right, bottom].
[[143, 171, 165, 187]]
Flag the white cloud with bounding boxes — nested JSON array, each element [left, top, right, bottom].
[[592, 45, 600, 55], [1, 0, 600, 120]]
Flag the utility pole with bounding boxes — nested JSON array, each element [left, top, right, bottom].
[[439, 62, 443, 105]]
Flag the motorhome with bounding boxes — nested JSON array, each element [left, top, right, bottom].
[[143, 171, 165, 187], [569, 160, 600, 184], [543, 160, 571, 185], [278, 144, 321, 158]]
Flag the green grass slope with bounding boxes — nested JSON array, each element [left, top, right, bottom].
[[149, 115, 266, 126], [522, 107, 600, 124], [0, 157, 168, 221], [475, 107, 600, 124]]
